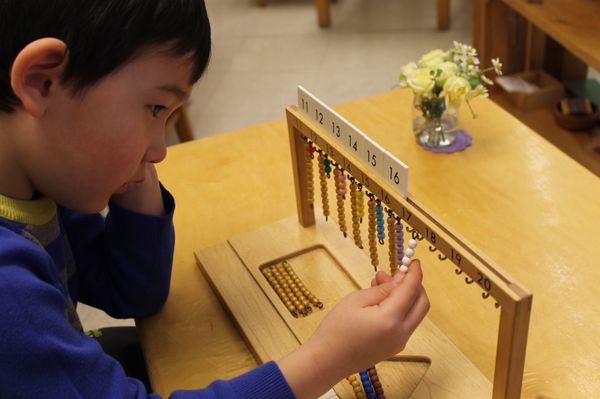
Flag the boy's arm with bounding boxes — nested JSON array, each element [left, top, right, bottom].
[[0, 232, 295, 399], [62, 165, 175, 318]]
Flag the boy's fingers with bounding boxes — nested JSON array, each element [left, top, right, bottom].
[[355, 280, 398, 307], [357, 260, 423, 309], [379, 260, 424, 316], [375, 271, 393, 286]]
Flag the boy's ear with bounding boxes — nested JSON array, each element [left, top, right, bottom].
[[10, 38, 68, 118]]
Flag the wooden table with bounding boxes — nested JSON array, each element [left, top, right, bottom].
[[139, 89, 600, 398]]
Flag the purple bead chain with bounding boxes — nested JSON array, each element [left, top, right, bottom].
[[395, 221, 404, 267]]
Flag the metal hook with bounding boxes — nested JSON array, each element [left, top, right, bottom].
[[455, 268, 463, 275], [428, 245, 437, 252], [411, 230, 424, 241], [482, 291, 491, 299], [438, 254, 447, 261], [494, 302, 500, 309], [465, 277, 475, 284]]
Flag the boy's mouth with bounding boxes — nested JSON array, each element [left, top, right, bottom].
[[115, 179, 146, 194]]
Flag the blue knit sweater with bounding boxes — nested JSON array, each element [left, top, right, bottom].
[[0, 186, 294, 398]]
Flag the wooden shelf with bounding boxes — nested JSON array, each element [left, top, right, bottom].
[[502, 0, 600, 72], [491, 92, 600, 177]]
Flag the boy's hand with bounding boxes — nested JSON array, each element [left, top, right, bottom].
[[110, 163, 165, 216], [278, 260, 429, 399]]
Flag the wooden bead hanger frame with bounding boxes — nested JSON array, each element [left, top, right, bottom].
[[286, 87, 533, 399]]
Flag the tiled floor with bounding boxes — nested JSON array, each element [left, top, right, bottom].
[[80, 0, 472, 333]]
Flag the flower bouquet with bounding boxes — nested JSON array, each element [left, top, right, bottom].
[[398, 41, 503, 148]]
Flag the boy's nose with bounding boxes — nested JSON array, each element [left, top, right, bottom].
[[144, 136, 167, 163]]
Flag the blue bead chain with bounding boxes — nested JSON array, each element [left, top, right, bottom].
[[359, 370, 377, 399], [375, 203, 385, 244]]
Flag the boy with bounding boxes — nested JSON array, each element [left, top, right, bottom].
[[0, 1, 429, 398]]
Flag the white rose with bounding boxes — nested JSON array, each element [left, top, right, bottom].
[[434, 61, 458, 86], [398, 62, 418, 87], [441, 76, 471, 107], [407, 68, 435, 94], [418, 49, 447, 69]]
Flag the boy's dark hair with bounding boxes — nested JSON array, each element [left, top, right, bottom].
[[0, 0, 211, 113]]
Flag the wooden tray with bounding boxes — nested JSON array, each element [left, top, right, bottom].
[[195, 214, 492, 398]]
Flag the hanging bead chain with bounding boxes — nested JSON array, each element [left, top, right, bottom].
[[304, 141, 315, 209], [346, 375, 367, 399], [400, 238, 418, 273], [395, 220, 404, 274], [356, 186, 365, 223], [324, 156, 332, 177], [349, 180, 363, 249], [367, 366, 386, 399], [262, 261, 323, 317], [367, 195, 379, 271], [317, 152, 330, 221], [375, 202, 385, 245], [334, 168, 348, 238], [387, 211, 397, 276]]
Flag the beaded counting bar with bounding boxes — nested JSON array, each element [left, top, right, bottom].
[[299, 132, 420, 398], [287, 95, 532, 398], [305, 143, 419, 275]]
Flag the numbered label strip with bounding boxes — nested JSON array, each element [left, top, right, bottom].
[[297, 86, 409, 198]]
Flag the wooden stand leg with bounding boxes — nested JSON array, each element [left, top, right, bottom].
[[287, 110, 316, 227], [437, 0, 450, 30], [315, 0, 331, 28], [493, 297, 532, 399]]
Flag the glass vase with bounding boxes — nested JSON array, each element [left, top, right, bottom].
[[412, 93, 460, 147]]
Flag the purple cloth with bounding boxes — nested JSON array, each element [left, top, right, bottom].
[[420, 129, 472, 153]]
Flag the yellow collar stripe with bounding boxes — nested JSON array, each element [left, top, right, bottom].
[[0, 194, 56, 225]]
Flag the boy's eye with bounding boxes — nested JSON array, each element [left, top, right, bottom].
[[148, 105, 167, 118]]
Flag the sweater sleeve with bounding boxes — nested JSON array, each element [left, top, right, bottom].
[[0, 229, 296, 399], [61, 184, 175, 318]]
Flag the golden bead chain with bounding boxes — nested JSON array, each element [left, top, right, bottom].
[[262, 261, 323, 318]]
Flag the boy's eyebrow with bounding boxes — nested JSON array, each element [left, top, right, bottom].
[[157, 84, 190, 101]]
